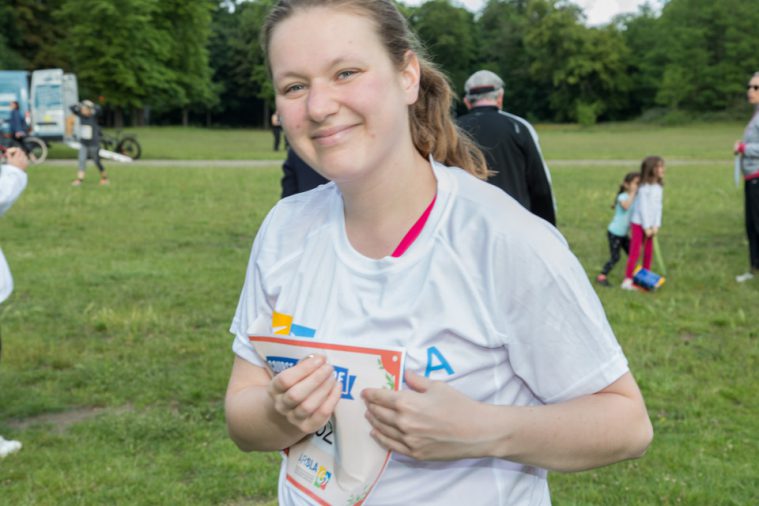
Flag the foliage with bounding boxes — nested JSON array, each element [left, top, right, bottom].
[[408, 0, 479, 97]]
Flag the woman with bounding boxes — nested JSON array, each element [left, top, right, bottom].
[[734, 72, 759, 282], [224, 1, 652, 504]]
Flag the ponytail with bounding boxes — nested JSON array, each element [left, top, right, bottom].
[[410, 61, 489, 179]]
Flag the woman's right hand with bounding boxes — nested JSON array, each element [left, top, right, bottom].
[[268, 355, 342, 434]]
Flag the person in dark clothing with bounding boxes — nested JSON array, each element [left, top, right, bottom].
[[272, 111, 284, 151], [8, 101, 26, 141], [457, 70, 556, 226], [70, 100, 108, 186], [280, 148, 329, 198]]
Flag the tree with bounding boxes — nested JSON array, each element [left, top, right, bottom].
[[57, 0, 179, 126], [154, 0, 218, 126], [477, 0, 545, 119], [408, 0, 478, 101], [523, 0, 630, 122], [654, 0, 759, 112], [207, 0, 273, 126], [6, 0, 69, 70]]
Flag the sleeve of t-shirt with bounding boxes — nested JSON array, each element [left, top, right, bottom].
[[638, 186, 662, 229], [229, 208, 278, 367], [492, 222, 629, 404], [0, 164, 28, 216], [744, 117, 759, 158]]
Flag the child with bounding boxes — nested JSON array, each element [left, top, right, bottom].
[[225, 2, 652, 504], [622, 156, 665, 290], [596, 172, 640, 286]]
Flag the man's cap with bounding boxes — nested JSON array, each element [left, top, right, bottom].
[[464, 70, 504, 97], [81, 99, 95, 108]]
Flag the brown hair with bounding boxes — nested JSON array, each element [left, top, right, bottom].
[[261, 0, 489, 179], [640, 156, 664, 185], [612, 171, 640, 209]]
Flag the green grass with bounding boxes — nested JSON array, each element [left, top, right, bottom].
[[536, 121, 745, 161], [1, 125, 758, 504], [42, 121, 746, 161], [46, 127, 289, 161]]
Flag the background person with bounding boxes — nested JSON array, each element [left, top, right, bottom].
[[733, 72, 759, 283], [271, 110, 284, 151], [457, 70, 556, 226], [8, 101, 26, 141], [225, 1, 652, 505], [70, 100, 108, 186], [0, 146, 29, 459], [596, 171, 640, 286], [622, 156, 665, 290], [280, 147, 329, 198]]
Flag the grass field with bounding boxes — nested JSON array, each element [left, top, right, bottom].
[[43, 121, 746, 162], [1, 124, 757, 505]]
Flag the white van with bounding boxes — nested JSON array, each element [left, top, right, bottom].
[[30, 69, 79, 141]]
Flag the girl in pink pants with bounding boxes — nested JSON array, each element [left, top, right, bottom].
[[622, 156, 665, 290]]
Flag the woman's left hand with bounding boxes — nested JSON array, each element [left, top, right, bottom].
[[362, 370, 491, 461]]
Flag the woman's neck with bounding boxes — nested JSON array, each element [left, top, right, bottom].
[[339, 148, 437, 259]]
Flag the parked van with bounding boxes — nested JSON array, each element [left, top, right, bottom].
[[0, 71, 30, 134], [30, 69, 79, 141]]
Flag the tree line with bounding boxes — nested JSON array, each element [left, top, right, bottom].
[[2, 0, 758, 127]]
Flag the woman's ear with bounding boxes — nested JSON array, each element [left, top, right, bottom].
[[399, 50, 421, 105]]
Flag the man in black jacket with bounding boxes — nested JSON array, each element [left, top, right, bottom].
[[457, 70, 556, 226], [280, 148, 328, 198]]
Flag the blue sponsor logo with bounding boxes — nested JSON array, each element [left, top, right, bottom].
[[333, 366, 357, 400], [266, 356, 298, 374]]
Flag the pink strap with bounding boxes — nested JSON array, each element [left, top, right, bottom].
[[391, 196, 437, 257]]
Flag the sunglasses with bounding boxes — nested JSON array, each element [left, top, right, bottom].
[[748, 85, 759, 91]]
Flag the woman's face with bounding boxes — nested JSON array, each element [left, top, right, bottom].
[[268, 7, 420, 185], [627, 177, 640, 192], [655, 162, 665, 179], [748, 76, 759, 106]]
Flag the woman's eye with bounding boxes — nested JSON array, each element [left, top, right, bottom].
[[283, 83, 305, 94], [337, 70, 357, 80]]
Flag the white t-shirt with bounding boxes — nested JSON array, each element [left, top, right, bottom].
[[230, 160, 628, 506], [630, 183, 663, 229]]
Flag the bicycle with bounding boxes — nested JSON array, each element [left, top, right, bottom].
[[99, 130, 142, 160], [0, 131, 48, 165]]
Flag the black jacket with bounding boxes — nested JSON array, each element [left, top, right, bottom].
[[457, 106, 556, 225], [281, 149, 329, 198]]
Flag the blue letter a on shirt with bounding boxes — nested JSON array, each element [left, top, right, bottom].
[[424, 346, 454, 377]]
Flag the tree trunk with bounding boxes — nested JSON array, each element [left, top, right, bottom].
[[114, 108, 124, 128], [206, 109, 212, 127], [264, 102, 270, 129], [182, 108, 189, 127]]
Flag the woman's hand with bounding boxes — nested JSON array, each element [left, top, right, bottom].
[[734, 140, 744, 155], [268, 355, 342, 434], [6, 147, 29, 171], [645, 227, 654, 237], [362, 371, 490, 461]]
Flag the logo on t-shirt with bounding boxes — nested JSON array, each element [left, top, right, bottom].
[[273, 311, 316, 338]]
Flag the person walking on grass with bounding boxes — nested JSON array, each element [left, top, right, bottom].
[[622, 156, 665, 290], [596, 171, 640, 287], [456, 70, 556, 226], [0, 146, 29, 459], [225, 1, 652, 504], [733, 72, 759, 283], [70, 100, 108, 187]]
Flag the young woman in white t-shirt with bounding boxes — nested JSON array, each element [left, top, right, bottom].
[[224, 1, 653, 504]]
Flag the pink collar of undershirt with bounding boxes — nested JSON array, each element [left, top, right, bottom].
[[390, 195, 437, 258]]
